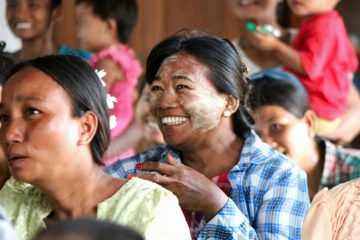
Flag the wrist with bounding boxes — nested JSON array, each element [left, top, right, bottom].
[[201, 192, 228, 220]]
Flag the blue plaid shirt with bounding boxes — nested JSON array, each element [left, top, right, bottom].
[[106, 131, 310, 239]]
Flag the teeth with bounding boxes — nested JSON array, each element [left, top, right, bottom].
[[161, 117, 187, 125], [16, 22, 32, 29]]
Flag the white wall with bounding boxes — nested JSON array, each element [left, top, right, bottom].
[[0, 0, 21, 52]]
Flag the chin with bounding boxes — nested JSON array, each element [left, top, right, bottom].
[[10, 171, 34, 184]]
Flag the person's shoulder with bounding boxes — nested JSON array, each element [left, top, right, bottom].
[[243, 131, 306, 181], [307, 10, 343, 27], [125, 177, 175, 198], [245, 131, 295, 166], [325, 139, 360, 161], [0, 178, 49, 209], [104, 178, 178, 224], [105, 145, 178, 176]]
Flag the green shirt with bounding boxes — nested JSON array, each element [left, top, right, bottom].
[[0, 177, 191, 240]]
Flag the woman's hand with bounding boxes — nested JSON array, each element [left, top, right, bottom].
[[132, 153, 229, 220]]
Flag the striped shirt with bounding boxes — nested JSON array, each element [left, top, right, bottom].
[[106, 131, 310, 239]]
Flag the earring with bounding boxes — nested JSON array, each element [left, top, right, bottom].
[[223, 110, 231, 117]]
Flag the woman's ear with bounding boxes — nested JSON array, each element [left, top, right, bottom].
[[303, 110, 317, 137], [51, 5, 63, 23], [223, 95, 240, 117], [78, 111, 98, 145], [106, 18, 118, 38]]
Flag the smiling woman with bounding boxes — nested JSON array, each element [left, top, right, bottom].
[[5, 0, 62, 62], [0, 54, 190, 240], [248, 69, 360, 200], [106, 32, 310, 240]]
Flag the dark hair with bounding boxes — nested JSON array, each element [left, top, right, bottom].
[[276, 1, 291, 28], [146, 32, 251, 139], [248, 69, 310, 118], [0, 42, 16, 86], [51, 0, 62, 9], [35, 218, 144, 240], [5, 55, 110, 165], [75, 0, 138, 43]]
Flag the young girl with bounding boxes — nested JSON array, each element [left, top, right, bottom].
[[75, 0, 143, 164], [5, 0, 62, 62]]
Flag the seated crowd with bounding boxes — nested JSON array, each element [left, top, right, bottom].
[[0, 0, 360, 239]]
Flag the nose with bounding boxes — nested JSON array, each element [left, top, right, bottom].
[[12, 4, 30, 21], [2, 119, 24, 145], [158, 89, 178, 108]]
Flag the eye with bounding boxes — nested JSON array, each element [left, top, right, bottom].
[[150, 85, 163, 92], [175, 84, 189, 90], [0, 113, 10, 124], [28, 0, 40, 10], [24, 108, 41, 118], [270, 123, 282, 132], [6, 2, 17, 10]]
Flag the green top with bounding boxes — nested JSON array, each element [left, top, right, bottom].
[[0, 177, 191, 240]]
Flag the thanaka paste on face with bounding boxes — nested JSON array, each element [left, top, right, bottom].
[[149, 53, 227, 133]]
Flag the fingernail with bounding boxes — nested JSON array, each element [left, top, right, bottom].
[[135, 163, 142, 170], [128, 174, 134, 179]]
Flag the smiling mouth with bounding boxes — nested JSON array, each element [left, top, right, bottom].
[[161, 117, 187, 125], [237, 0, 259, 6], [15, 22, 32, 30]]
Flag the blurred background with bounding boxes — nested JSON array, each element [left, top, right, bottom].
[[1, 0, 359, 70]]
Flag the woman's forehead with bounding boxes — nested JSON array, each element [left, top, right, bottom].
[[3, 67, 65, 100]]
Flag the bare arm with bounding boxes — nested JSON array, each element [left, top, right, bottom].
[[323, 82, 360, 145], [249, 32, 306, 75]]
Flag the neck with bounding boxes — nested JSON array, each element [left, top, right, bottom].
[[305, 139, 325, 200], [39, 165, 124, 220], [180, 124, 243, 178], [18, 29, 55, 61]]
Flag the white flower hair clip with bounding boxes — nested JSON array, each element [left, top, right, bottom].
[[95, 69, 118, 129]]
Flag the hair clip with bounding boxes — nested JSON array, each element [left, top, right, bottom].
[[240, 62, 249, 74], [95, 69, 118, 129]]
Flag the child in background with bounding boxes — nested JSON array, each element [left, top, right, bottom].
[[248, 0, 358, 136], [5, 0, 62, 62], [75, 0, 143, 164], [104, 80, 165, 160]]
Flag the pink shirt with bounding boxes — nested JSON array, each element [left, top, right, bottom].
[[303, 179, 360, 240], [89, 44, 143, 164], [285, 11, 358, 120]]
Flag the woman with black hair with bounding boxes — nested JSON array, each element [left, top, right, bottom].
[[107, 32, 309, 240], [0, 54, 190, 240], [249, 69, 360, 200]]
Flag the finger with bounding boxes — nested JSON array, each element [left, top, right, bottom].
[[136, 161, 175, 176], [129, 173, 172, 186], [166, 152, 178, 165]]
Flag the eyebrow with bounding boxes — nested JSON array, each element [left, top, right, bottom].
[[152, 74, 195, 83], [172, 74, 195, 82], [0, 96, 44, 110]]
